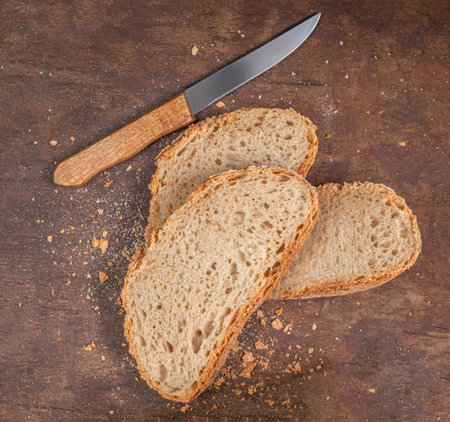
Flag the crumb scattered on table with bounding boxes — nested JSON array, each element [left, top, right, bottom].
[[99, 272, 109, 283], [84, 341, 96, 351], [271, 318, 283, 330], [242, 351, 254, 363], [255, 340, 267, 350], [239, 362, 256, 378]]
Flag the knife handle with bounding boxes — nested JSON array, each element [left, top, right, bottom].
[[53, 93, 195, 187]]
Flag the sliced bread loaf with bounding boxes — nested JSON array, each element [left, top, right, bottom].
[[147, 108, 318, 237], [272, 182, 421, 300], [122, 167, 319, 401]]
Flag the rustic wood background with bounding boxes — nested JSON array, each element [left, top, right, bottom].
[[1, 0, 448, 420]]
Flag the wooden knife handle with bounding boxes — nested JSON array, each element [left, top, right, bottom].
[[53, 93, 195, 187]]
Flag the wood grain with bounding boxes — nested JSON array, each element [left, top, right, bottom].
[[0, 0, 448, 421], [53, 94, 194, 187]]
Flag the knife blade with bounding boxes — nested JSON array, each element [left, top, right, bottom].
[[54, 13, 321, 187], [186, 13, 321, 114]]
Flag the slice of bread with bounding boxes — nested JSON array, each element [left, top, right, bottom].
[[122, 167, 319, 402], [272, 182, 421, 300], [147, 108, 318, 238]]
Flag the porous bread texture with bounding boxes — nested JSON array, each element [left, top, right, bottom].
[[147, 108, 318, 237], [122, 167, 319, 402], [272, 182, 421, 299]]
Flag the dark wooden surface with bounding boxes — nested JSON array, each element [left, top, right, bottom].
[[1, 0, 448, 420]]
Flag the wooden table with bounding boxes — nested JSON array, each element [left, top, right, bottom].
[[1, 0, 448, 420]]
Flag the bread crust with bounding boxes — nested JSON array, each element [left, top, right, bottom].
[[145, 108, 318, 244], [122, 167, 319, 402], [272, 181, 422, 300]]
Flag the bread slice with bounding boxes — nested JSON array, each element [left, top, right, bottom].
[[272, 182, 421, 300], [122, 167, 319, 402], [147, 108, 318, 238]]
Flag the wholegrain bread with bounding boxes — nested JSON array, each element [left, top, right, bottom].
[[122, 167, 319, 402], [272, 182, 421, 299], [147, 108, 318, 238]]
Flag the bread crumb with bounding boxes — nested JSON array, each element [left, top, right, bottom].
[[69, 136, 75, 142], [234, 389, 242, 396], [242, 351, 254, 363], [49, 140, 57, 146], [101, 355, 105, 361], [266, 400, 275, 406], [339, 40, 344, 46], [275, 307, 283, 317], [239, 362, 256, 378], [51, 288, 55, 296], [99, 238, 108, 253], [109, 411, 114, 415], [95, 305, 100, 310], [84, 341, 96, 351], [216, 101, 225, 108], [399, 141, 406, 146], [291, 71, 296, 76], [308, 348, 314, 354], [282, 399, 291, 406], [126, 165, 132, 171], [255, 340, 267, 350], [99, 272, 109, 283], [214, 377, 225, 387], [312, 323, 317, 330], [47, 236, 53, 242], [259, 357, 269, 370], [179, 404, 189, 413], [97, 209, 104, 215], [19, 302, 22, 307], [107, 261, 114, 267], [369, 388, 376, 393], [325, 133, 331, 138], [87, 274, 91, 279], [92, 236, 109, 253], [191, 45, 198, 56], [271, 318, 283, 330], [284, 322, 293, 333], [119, 215, 123, 220], [260, 318, 266, 326], [256, 310, 264, 318], [104, 181, 113, 187], [230, 338, 240, 351]]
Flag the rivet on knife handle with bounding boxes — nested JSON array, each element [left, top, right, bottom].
[[53, 94, 195, 187]]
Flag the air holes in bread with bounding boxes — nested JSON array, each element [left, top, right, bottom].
[[192, 329, 203, 354]]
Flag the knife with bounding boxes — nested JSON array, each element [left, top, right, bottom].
[[53, 13, 321, 187]]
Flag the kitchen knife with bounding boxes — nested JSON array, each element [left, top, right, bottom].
[[53, 13, 321, 187]]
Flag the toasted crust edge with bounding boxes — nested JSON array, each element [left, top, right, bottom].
[[122, 166, 319, 402], [145, 108, 318, 244], [272, 181, 422, 300]]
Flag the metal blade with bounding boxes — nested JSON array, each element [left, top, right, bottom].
[[185, 13, 321, 114]]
